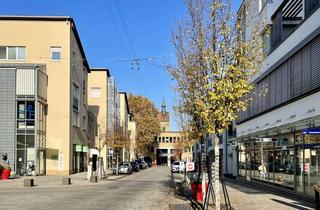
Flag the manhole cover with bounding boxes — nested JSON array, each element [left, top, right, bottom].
[[169, 204, 191, 210]]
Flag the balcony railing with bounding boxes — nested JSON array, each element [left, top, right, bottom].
[[271, 0, 319, 51]]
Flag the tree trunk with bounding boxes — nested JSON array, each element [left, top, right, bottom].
[[116, 152, 119, 175], [214, 133, 220, 210], [199, 137, 207, 206]]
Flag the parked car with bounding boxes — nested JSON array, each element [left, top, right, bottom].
[[130, 161, 140, 172], [137, 159, 147, 169], [144, 156, 152, 167], [142, 160, 148, 169], [118, 162, 132, 174], [171, 161, 180, 173]]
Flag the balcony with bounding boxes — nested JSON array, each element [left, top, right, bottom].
[[271, 0, 320, 51]]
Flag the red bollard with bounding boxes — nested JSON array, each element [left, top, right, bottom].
[[191, 183, 208, 202]]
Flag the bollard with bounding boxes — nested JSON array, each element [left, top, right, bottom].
[[90, 176, 97, 183], [62, 177, 71, 185], [24, 179, 34, 187]]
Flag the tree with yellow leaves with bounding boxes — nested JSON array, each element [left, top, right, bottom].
[[169, 0, 262, 208], [105, 127, 129, 174], [128, 94, 160, 158]]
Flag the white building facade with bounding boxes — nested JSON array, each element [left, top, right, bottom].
[[236, 0, 320, 197]]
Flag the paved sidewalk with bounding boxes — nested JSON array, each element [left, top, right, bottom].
[[171, 173, 316, 210], [222, 180, 315, 210], [0, 171, 127, 189]]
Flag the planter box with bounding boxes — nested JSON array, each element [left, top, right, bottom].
[[1, 169, 11, 180]]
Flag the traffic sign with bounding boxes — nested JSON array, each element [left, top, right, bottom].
[[186, 162, 195, 172]]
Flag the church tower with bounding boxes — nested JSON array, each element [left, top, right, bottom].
[[158, 98, 170, 132]]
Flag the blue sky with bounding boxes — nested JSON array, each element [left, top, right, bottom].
[[1, 0, 241, 130]]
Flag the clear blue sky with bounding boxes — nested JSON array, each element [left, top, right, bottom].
[[1, 0, 241, 130]]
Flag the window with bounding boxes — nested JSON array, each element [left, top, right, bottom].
[[83, 116, 87, 131], [170, 137, 172, 143], [0, 46, 25, 60], [72, 83, 79, 127], [51, 47, 61, 61], [90, 87, 101, 98], [72, 111, 79, 127]]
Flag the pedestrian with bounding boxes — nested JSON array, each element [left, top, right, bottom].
[[258, 162, 266, 180], [0, 153, 11, 170]]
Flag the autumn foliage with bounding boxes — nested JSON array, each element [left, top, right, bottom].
[[128, 94, 160, 156]]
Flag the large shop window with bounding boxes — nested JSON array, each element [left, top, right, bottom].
[[239, 135, 295, 189], [296, 134, 320, 196]]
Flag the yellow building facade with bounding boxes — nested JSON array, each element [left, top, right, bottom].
[[155, 101, 192, 166], [0, 16, 89, 175]]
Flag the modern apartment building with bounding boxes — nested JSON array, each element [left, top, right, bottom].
[[128, 120, 137, 161], [87, 68, 111, 170], [0, 16, 90, 175], [236, 0, 320, 196], [119, 92, 130, 162]]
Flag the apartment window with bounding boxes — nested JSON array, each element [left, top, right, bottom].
[[173, 137, 176, 143], [51, 47, 61, 61], [166, 137, 169, 143], [72, 111, 79, 127], [83, 116, 87, 131], [72, 83, 79, 127], [91, 87, 101, 98], [0, 46, 25, 60]]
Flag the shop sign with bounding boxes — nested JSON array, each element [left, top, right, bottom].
[[302, 128, 320, 135], [82, 145, 88, 153], [255, 138, 272, 142], [75, 144, 82, 152], [186, 162, 195, 172]]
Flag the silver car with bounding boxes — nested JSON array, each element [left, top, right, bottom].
[[118, 162, 132, 174], [171, 161, 180, 173]]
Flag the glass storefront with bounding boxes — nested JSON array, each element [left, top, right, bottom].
[[16, 100, 36, 175], [238, 131, 320, 197], [16, 100, 46, 175]]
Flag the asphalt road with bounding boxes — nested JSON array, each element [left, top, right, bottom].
[[0, 166, 189, 210]]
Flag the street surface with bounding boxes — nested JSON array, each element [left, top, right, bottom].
[[0, 167, 189, 210], [0, 166, 316, 210]]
